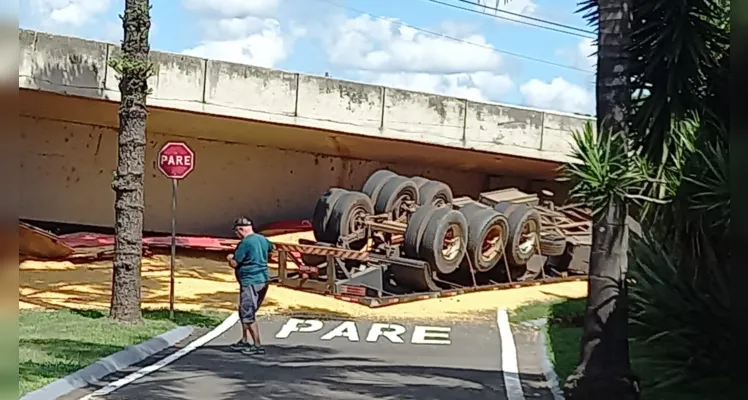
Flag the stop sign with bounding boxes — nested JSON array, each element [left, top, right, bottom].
[[158, 142, 195, 179]]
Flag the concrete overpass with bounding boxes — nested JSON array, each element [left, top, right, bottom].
[[19, 29, 593, 236]]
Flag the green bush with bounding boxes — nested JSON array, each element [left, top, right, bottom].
[[628, 136, 730, 398], [628, 236, 729, 397]]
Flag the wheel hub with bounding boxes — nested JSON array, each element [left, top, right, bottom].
[[441, 224, 463, 261], [480, 225, 504, 262], [392, 195, 414, 221], [517, 220, 538, 257]]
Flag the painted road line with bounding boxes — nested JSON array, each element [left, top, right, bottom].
[[80, 312, 240, 399], [497, 308, 526, 400]]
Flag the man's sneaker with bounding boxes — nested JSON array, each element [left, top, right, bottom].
[[241, 344, 265, 355], [230, 340, 249, 351]]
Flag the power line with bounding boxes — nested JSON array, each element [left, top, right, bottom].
[[456, 0, 594, 36], [425, 0, 595, 39], [313, 0, 592, 73]]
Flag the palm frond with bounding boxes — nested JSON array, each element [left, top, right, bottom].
[[629, 0, 730, 163], [564, 122, 652, 219], [629, 232, 730, 394]]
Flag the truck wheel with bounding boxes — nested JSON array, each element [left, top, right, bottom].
[[374, 176, 420, 220], [312, 188, 348, 243], [362, 169, 397, 205], [410, 176, 430, 188], [494, 202, 541, 267], [417, 180, 453, 207], [461, 207, 509, 272], [540, 233, 566, 256], [327, 191, 374, 250], [420, 208, 468, 274], [403, 205, 439, 258], [459, 202, 489, 215]]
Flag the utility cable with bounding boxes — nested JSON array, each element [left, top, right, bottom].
[[456, 0, 593, 35], [313, 0, 592, 73], [424, 0, 594, 39]]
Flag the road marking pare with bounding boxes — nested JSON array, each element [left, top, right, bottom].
[[275, 318, 451, 345]]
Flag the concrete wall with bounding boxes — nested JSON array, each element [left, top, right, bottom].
[[19, 29, 594, 165], [19, 29, 579, 235], [21, 116, 496, 236]]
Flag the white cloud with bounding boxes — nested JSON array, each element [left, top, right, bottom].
[[519, 77, 594, 115], [184, 19, 296, 67], [328, 15, 502, 74], [325, 14, 513, 101], [576, 37, 597, 70], [29, 0, 111, 27], [474, 0, 539, 21], [181, 0, 301, 68], [182, 0, 278, 18], [557, 37, 597, 72], [362, 71, 514, 102]]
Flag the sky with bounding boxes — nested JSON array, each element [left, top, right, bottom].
[[19, 0, 598, 116]]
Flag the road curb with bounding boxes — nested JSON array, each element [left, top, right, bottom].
[[81, 312, 239, 399], [527, 318, 565, 400], [20, 325, 194, 400]]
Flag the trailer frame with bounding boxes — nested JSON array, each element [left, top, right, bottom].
[[273, 239, 587, 308]]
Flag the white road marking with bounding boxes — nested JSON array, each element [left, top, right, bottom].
[[411, 326, 451, 345], [365, 323, 406, 343], [274, 319, 451, 345], [497, 308, 526, 400], [80, 312, 240, 399]]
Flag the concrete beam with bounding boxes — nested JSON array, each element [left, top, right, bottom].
[[19, 29, 594, 164]]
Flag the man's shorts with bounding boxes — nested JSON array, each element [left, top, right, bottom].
[[238, 283, 268, 324]]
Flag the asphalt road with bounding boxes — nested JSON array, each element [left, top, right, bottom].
[[83, 314, 556, 400]]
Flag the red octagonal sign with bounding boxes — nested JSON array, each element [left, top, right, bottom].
[[158, 142, 195, 180]]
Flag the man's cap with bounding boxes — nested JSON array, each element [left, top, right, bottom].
[[233, 216, 254, 228]]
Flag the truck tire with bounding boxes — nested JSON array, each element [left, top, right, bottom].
[[362, 170, 397, 205], [403, 205, 439, 258], [327, 191, 374, 250], [420, 207, 468, 274], [374, 176, 420, 220], [459, 202, 489, 215], [410, 176, 430, 188], [312, 188, 348, 243], [540, 233, 567, 256], [494, 202, 541, 267], [460, 207, 509, 272], [417, 180, 453, 207]]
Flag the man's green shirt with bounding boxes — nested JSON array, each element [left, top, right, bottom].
[[233, 233, 273, 286]]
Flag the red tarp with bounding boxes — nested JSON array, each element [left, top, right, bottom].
[[58, 232, 239, 251], [57, 219, 313, 252]]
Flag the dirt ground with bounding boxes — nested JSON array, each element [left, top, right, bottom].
[[19, 231, 588, 322]]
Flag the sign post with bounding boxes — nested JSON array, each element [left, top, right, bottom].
[[157, 142, 196, 320]]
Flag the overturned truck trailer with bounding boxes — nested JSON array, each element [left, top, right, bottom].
[[274, 169, 590, 306]]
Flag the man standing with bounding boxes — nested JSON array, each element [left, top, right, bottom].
[[227, 217, 274, 355]]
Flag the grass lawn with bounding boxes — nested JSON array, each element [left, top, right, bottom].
[[19, 308, 228, 396], [510, 299, 698, 400]]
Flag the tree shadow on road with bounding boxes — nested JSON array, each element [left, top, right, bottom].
[[100, 343, 554, 400]]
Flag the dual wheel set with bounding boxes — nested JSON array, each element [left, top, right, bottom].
[[311, 169, 564, 290]]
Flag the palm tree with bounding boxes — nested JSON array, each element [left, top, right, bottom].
[[623, 0, 730, 397], [109, 0, 153, 324], [563, 0, 729, 398], [561, 0, 640, 397]]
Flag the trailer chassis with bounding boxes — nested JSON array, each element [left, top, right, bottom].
[[274, 237, 587, 308]]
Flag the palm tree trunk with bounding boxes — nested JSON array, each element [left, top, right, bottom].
[[563, 0, 639, 398], [109, 0, 152, 324]]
